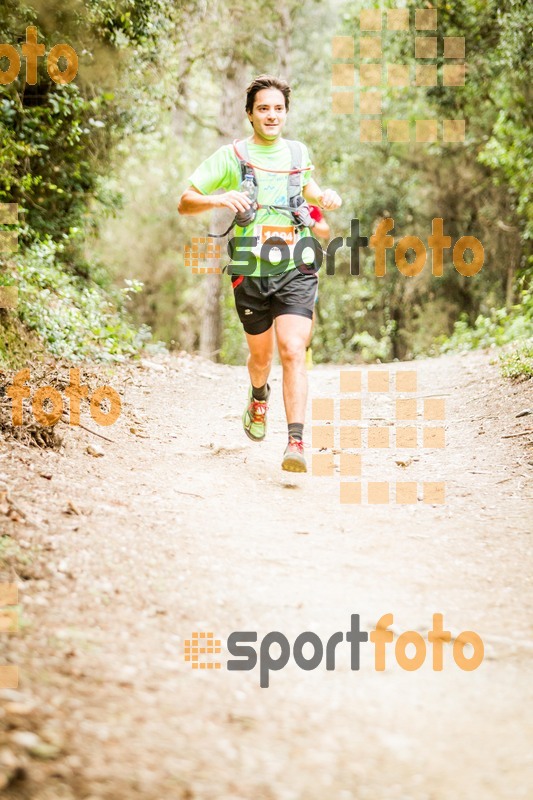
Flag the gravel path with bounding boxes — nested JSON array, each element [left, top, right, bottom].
[[0, 351, 531, 799]]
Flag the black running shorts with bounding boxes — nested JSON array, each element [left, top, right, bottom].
[[231, 269, 318, 335]]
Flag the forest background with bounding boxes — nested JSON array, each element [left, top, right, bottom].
[[0, 0, 531, 373]]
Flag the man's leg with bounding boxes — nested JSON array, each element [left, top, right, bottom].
[[275, 314, 312, 471], [305, 311, 315, 369], [305, 281, 319, 352], [305, 311, 315, 349], [245, 326, 274, 390], [242, 325, 274, 441], [275, 314, 312, 422]]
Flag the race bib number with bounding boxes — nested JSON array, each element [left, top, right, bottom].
[[259, 224, 296, 246], [251, 224, 299, 267]]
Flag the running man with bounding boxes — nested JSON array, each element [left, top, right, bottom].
[[178, 74, 341, 472]]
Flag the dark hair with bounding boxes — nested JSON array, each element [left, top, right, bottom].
[[245, 74, 291, 115]]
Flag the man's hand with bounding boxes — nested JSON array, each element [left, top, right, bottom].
[[319, 189, 342, 210], [178, 186, 252, 216], [215, 191, 252, 214]]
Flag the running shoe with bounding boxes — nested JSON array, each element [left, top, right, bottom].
[[242, 385, 270, 441], [281, 437, 307, 473]]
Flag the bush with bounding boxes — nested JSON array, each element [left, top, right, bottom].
[[500, 339, 533, 379], [438, 287, 533, 352], [3, 237, 151, 362]]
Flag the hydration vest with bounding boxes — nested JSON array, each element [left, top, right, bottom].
[[211, 139, 316, 238], [234, 138, 314, 231]]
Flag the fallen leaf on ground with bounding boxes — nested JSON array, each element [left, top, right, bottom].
[[395, 459, 413, 468], [129, 427, 149, 438], [86, 445, 104, 457]]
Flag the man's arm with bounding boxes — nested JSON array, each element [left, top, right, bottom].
[[303, 178, 342, 211], [313, 218, 331, 239], [178, 186, 252, 216]]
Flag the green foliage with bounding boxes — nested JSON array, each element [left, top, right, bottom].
[[0, 86, 113, 243], [439, 287, 533, 351], [0, 0, 187, 361], [2, 0, 530, 366], [284, 0, 532, 364], [86, 130, 203, 352], [499, 340, 533, 379], [7, 237, 150, 361], [479, 114, 533, 241], [477, 0, 533, 242]]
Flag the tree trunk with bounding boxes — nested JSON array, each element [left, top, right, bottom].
[[199, 273, 223, 359], [199, 59, 247, 360], [277, 3, 293, 80]]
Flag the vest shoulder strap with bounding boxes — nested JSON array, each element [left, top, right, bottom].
[[234, 138, 305, 198], [236, 140, 254, 182], [284, 139, 304, 201], [285, 139, 303, 168]]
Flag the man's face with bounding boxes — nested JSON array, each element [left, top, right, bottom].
[[247, 88, 287, 141]]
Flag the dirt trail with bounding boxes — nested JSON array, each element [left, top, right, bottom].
[[0, 351, 532, 800]]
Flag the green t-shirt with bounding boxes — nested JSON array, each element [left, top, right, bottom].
[[188, 138, 313, 277]]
